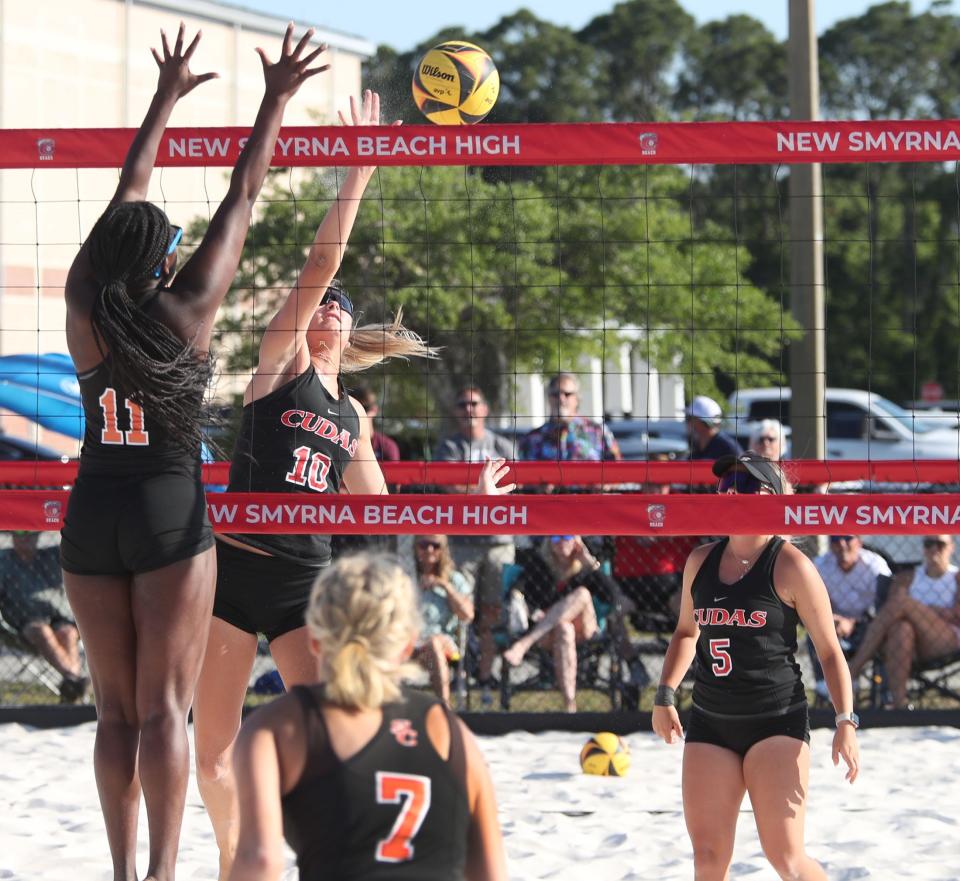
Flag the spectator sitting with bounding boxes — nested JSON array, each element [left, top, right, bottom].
[[685, 395, 742, 460], [519, 373, 621, 475], [411, 534, 474, 705], [749, 418, 788, 461], [433, 385, 516, 702], [809, 535, 892, 700], [355, 385, 400, 463], [847, 534, 960, 709], [502, 535, 642, 710], [0, 531, 88, 702]]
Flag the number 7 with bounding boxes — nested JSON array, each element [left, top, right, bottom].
[[375, 772, 431, 863]]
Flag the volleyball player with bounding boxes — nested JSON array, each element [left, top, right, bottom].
[[226, 554, 508, 881], [192, 90, 515, 878], [58, 23, 327, 881], [652, 452, 860, 881]]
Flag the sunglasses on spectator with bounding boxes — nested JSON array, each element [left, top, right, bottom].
[[755, 436, 777, 444], [923, 539, 948, 549], [456, 399, 482, 409], [152, 225, 183, 278], [551, 535, 575, 543], [320, 287, 354, 316], [830, 535, 855, 544], [416, 540, 442, 550], [548, 390, 577, 399], [717, 470, 770, 494]]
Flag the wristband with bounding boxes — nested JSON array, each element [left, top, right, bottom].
[[654, 685, 676, 707]]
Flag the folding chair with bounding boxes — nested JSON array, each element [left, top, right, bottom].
[[497, 561, 625, 711], [909, 650, 960, 706]]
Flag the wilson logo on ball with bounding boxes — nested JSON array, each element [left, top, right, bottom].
[[412, 40, 500, 125]]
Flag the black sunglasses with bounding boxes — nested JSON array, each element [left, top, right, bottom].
[[755, 436, 777, 444], [417, 540, 442, 550], [548, 390, 577, 399], [923, 539, 948, 549], [320, 287, 354, 316], [830, 535, 855, 544], [456, 399, 482, 409], [717, 470, 768, 495]]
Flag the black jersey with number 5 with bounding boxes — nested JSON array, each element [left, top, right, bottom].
[[281, 686, 470, 881], [691, 537, 806, 718], [226, 366, 360, 565], [76, 359, 201, 475]]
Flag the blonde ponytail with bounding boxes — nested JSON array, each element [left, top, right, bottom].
[[340, 307, 439, 374], [306, 554, 421, 710]]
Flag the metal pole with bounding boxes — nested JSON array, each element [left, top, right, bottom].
[[788, 0, 826, 460]]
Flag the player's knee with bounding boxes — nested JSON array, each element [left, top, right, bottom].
[[765, 848, 808, 881], [196, 743, 233, 783], [691, 843, 731, 877], [555, 620, 575, 641]]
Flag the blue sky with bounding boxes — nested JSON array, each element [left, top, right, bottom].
[[238, 0, 959, 48]]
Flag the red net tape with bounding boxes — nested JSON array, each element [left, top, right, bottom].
[[5, 491, 960, 535], [6, 120, 960, 168]]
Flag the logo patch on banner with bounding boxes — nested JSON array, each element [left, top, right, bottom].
[[638, 132, 658, 156], [43, 499, 62, 525], [647, 503, 665, 528], [37, 138, 55, 161]]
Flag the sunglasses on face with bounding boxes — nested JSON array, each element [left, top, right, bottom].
[[152, 225, 183, 278], [456, 399, 482, 409], [320, 287, 354, 316], [756, 436, 777, 444], [548, 390, 577, 399], [551, 535, 575, 543], [830, 535, 855, 544], [417, 540, 442, 551], [923, 539, 948, 549], [717, 470, 769, 494]]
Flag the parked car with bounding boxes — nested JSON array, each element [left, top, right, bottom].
[[727, 387, 960, 460], [606, 418, 689, 460], [0, 433, 72, 463]]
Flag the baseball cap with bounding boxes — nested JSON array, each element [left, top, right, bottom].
[[712, 451, 785, 495], [685, 395, 723, 425]]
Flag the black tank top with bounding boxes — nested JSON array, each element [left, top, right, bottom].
[[226, 366, 360, 565], [76, 359, 201, 476], [282, 687, 470, 881], [691, 537, 806, 718]]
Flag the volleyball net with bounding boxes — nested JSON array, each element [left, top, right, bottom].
[[0, 120, 959, 714]]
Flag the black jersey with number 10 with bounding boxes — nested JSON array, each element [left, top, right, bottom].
[[691, 537, 807, 718]]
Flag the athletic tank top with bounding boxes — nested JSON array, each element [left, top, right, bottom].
[[76, 359, 201, 476], [226, 366, 360, 565], [691, 537, 806, 718], [909, 564, 958, 608], [282, 686, 470, 881]]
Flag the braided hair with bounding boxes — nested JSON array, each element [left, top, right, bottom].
[[86, 202, 213, 452]]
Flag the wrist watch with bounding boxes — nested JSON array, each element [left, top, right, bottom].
[[835, 711, 860, 729]]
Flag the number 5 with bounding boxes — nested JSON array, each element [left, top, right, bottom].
[[709, 638, 732, 676], [375, 772, 431, 863]]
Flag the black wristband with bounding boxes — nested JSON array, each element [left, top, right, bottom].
[[654, 685, 676, 707]]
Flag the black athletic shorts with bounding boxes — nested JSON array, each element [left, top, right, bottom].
[[212, 539, 325, 642], [685, 705, 810, 758], [60, 468, 214, 576]]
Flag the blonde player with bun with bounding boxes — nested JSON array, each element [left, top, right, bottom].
[[227, 554, 508, 881]]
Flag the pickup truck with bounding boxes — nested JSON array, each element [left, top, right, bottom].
[[727, 387, 960, 460]]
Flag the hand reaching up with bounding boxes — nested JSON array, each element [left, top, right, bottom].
[[258, 23, 330, 101], [477, 458, 516, 496], [152, 22, 218, 100]]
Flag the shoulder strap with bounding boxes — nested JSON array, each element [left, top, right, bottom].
[[290, 684, 336, 780], [443, 705, 468, 792]]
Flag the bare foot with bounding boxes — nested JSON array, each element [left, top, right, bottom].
[[502, 643, 526, 667]]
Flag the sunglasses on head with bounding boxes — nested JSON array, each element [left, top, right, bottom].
[[717, 470, 769, 495], [417, 540, 442, 550], [923, 538, 948, 549], [320, 287, 354, 316], [152, 225, 183, 278]]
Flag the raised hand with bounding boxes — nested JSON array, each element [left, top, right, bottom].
[[257, 23, 329, 101], [338, 89, 382, 127], [151, 22, 218, 99], [477, 458, 516, 496]]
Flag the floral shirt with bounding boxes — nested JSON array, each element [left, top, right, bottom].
[[418, 570, 472, 639], [518, 416, 621, 462]]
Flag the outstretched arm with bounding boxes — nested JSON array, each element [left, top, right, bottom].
[[115, 23, 218, 205], [173, 23, 329, 342], [256, 90, 387, 378]]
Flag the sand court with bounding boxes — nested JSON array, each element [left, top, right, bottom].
[[1, 721, 957, 880]]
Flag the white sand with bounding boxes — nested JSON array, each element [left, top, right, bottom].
[[1, 722, 957, 880]]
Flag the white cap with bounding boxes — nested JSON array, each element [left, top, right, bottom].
[[685, 395, 723, 424]]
